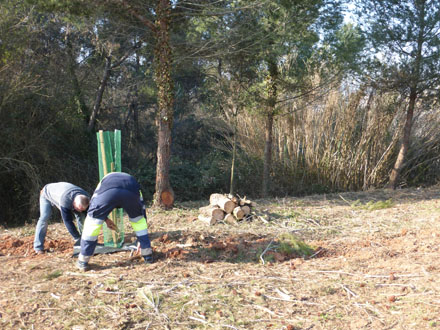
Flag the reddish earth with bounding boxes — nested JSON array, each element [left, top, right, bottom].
[[0, 235, 71, 256], [0, 187, 439, 329]]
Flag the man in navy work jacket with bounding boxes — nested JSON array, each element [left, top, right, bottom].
[[77, 172, 153, 271], [34, 182, 90, 254]]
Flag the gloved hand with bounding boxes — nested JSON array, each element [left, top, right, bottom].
[[105, 218, 117, 231]]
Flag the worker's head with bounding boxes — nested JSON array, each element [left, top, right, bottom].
[[73, 194, 90, 212]]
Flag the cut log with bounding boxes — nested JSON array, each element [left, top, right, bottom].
[[239, 197, 256, 207], [199, 205, 224, 221], [224, 213, 237, 225], [239, 196, 250, 206], [209, 193, 237, 214], [161, 190, 175, 208], [228, 194, 240, 204], [233, 206, 245, 220], [241, 205, 251, 215], [198, 215, 216, 226]]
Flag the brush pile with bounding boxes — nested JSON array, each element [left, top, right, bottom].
[[198, 193, 256, 225]]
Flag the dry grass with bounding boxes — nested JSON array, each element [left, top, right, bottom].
[[236, 89, 440, 193], [1, 186, 440, 329]]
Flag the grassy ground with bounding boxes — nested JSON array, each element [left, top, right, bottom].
[[1, 187, 440, 329]]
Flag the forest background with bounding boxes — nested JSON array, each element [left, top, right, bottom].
[[1, 0, 439, 226]]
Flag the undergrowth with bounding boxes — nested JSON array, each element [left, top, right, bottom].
[[351, 198, 394, 210], [277, 233, 315, 257]]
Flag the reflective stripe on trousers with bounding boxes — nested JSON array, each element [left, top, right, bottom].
[[81, 216, 104, 241], [130, 216, 152, 255], [80, 216, 104, 257]]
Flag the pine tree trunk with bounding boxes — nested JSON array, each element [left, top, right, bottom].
[[262, 111, 273, 197], [262, 60, 277, 197], [388, 4, 424, 190], [230, 106, 238, 195], [153, 0, 175, 209], [388, 89, 416, 189], [65, 29, 89, 123], [87, 54, 112, 132]]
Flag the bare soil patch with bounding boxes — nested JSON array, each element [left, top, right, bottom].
[[1, 187, 440, 329]]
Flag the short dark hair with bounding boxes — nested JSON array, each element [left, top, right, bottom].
[[74, 194, 90, 208]]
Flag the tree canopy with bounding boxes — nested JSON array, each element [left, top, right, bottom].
[[1, 0, 439, 226]]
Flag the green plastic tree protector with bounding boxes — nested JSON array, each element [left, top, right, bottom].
[[96, 129, 124, 248]]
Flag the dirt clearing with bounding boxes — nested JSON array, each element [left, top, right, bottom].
[[1, 187, 440, 329]]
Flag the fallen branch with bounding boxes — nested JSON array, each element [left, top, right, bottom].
[[138, 287, 160, 314], [259, 239, 274, 265], [309, 248, 323, 258], [341, 284, 358, 298], [295, 270, 423, 278], [97, 290, 125, 295], [252, 304, 278, 316], [160, 280, 189, 294], [353, 302, 383, 318], [338, 194, 352, 205], [189, 316, 208, 324], [65, 271, 106, 278], [263, 294, 324, 306]]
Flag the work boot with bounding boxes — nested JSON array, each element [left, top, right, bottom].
[[77, 260, 90, 271], [143, 253, 154, 264], [35, 250, 44, 255]]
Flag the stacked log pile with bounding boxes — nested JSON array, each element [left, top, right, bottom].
[[198, 193, 256, 225]]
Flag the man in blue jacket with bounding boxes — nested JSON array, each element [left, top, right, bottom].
[[34, 182, 90, 254], [77, 172, 153, 271]]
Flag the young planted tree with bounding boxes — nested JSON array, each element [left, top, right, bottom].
[[355, 0, 440, 188]]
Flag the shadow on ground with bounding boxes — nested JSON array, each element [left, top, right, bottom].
[[0, 229, 324, 268]]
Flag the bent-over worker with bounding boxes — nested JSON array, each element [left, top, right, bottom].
[[77, 172, 153, 271], [34, 182, 90, 254]]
